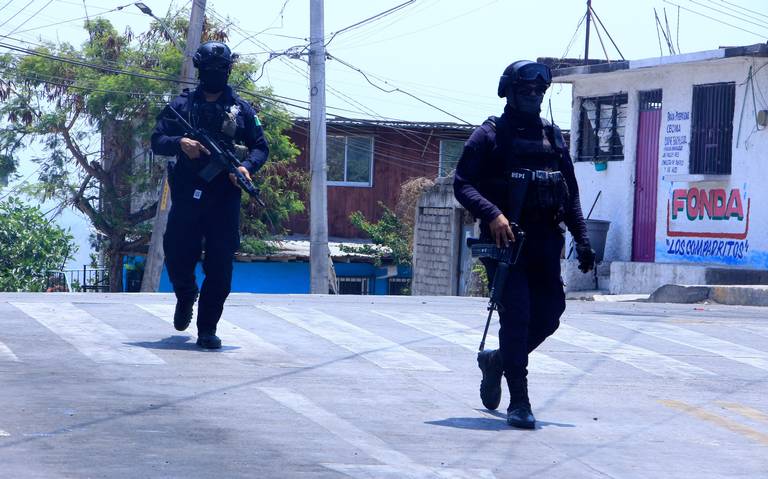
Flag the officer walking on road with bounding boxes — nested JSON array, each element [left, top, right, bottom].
[[151, 41, 269, 349], [453, 60, 595, 428]]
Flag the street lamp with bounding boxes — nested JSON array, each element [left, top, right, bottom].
[[134, 2, 182, 51]]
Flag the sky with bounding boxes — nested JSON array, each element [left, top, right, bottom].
[[2, 0, 768, 268]]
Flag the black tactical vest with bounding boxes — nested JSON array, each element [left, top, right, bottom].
[[485, 115, 570, 224]]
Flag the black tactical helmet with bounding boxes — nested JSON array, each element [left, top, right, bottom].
[[497, 60, 552, 98], [193, 41, 233, 70]]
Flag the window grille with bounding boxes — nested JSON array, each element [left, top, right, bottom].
[[438, 140, 464, 177], [577, 93, 628, 162], [689, 82, 735, 175], [387, 277, 411, 295], [335, 276, 370, 295]]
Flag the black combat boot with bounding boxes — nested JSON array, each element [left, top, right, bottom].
[[477, 349, 504, 410], [173, 290, 199, 331], [505, 375, 535, 429], [196, 332, 222, 349]]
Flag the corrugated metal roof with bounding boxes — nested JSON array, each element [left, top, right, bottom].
[[292, 117, 477, 131]]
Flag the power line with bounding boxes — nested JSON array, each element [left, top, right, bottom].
[[6, 0, 57, 37], [717, 0, 768, 20], [328, 54, 471, 125], [10, 2, 135, 35], [690, 0, 768, 31], [324, 0, 416, 47], [663, 0, 767, 37], [0, 0, 38, 31], [332, 0, 498, 51]]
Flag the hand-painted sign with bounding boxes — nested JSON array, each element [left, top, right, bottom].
[[666, 187, 750, 239], [661, 111, 689, 175]]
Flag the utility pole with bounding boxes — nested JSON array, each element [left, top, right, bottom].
[[141, 0, 207, 292], [584, 0, 592, 63], [309, 0, 329, 294]]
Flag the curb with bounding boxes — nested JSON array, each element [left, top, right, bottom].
[[649, 284, 768, 306]]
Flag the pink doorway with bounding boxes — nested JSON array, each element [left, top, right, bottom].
[[632, 90, 662, 262]]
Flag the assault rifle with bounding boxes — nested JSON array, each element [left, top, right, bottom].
[[467, 225, 526, 352], [167, 105, 265, 207]]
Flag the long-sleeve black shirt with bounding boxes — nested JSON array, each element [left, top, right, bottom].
[[151, 85, 269, 176], [453, 108, 590, 245]]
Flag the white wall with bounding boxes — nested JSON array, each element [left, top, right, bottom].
[[566, 56, 768, 269]]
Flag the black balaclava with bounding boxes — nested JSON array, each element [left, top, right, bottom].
[[199, 67, 229, 94], [507, 80, 548, 116]]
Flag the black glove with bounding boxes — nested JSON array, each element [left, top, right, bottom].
[[576, 243, 596, 273]]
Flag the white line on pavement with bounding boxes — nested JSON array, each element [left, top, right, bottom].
[[372, 310, 585, 376], [0, 430, 10, 437], [258, 305, 449, 372], [615, 320, 768, 372], [0, 340, 19, 362], [11, 302, 164, 365], [137, 304, 300, 365], [259, 387, 495, 479], [552, 323, 715, 378]]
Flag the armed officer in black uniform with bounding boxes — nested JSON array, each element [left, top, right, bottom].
[[454, 60, 595, 429], [151, 41, 269, 349]]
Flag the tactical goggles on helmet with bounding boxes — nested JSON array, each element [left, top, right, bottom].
[[515, 63, 552, 84]]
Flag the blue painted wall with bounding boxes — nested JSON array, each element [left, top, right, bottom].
[[156, 260, 411, 294]]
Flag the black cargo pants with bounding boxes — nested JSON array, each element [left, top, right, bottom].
[[481, 224, 566, 380], [163, 166, 241, 334]]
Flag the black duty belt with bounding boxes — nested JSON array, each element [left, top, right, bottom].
[[510, 168, 564, 185]]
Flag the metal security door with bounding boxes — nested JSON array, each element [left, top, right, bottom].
[[632, 90, 662, 262]]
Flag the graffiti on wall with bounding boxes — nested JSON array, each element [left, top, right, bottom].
[[661, 111, 690, 175], [663, 186, 751, 262]]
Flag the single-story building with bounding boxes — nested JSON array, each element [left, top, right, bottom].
[[549, 43, 768, 293]]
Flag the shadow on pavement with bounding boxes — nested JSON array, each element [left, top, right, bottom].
[[126, 336, 241, 353]]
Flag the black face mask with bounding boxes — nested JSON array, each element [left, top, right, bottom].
[[199, 68, 229, 93], [512, 93, 545, 115]]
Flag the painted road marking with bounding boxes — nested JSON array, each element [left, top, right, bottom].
[[0, 430, 9, 437], [552, 323, 714, 378], [11, 302, 164, 365], [615, 320, 768, 372], [0, 340, 19, 362], [661, 399, 768, 446], [258, 306, 449, 372], [259, 387, 495, 479], [717, 402, 768, 425], [372, 310, 585, 376], [137, 304, 300, 365]]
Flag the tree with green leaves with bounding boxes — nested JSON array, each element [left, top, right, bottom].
[[0, 14, 306, 291], [346, 203, 412, 266], [0, 197, 76, 292]]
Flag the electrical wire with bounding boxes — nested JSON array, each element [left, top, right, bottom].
[[331, 0, 498, 51], [717, 0, 768, 20], [6, 0, 57, 37], [691, 0, 768, 31], [328, 54, 471, 125], [0, 0, 38, 31], [324, 0, 416, 47], [10, 1, 135, 35], [663, 0, 767, 37]]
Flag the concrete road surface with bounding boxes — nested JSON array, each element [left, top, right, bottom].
[[0, 293, 766, 478]]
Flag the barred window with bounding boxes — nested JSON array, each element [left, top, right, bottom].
[[387, 277, 411, 295], [335, 276, 370, 295], [438, 140, 464, 177], [690, 82, 735, 175], [577, 93, 628, 162]]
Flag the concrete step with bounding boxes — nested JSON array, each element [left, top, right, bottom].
[[650, 284, 768, 306]]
